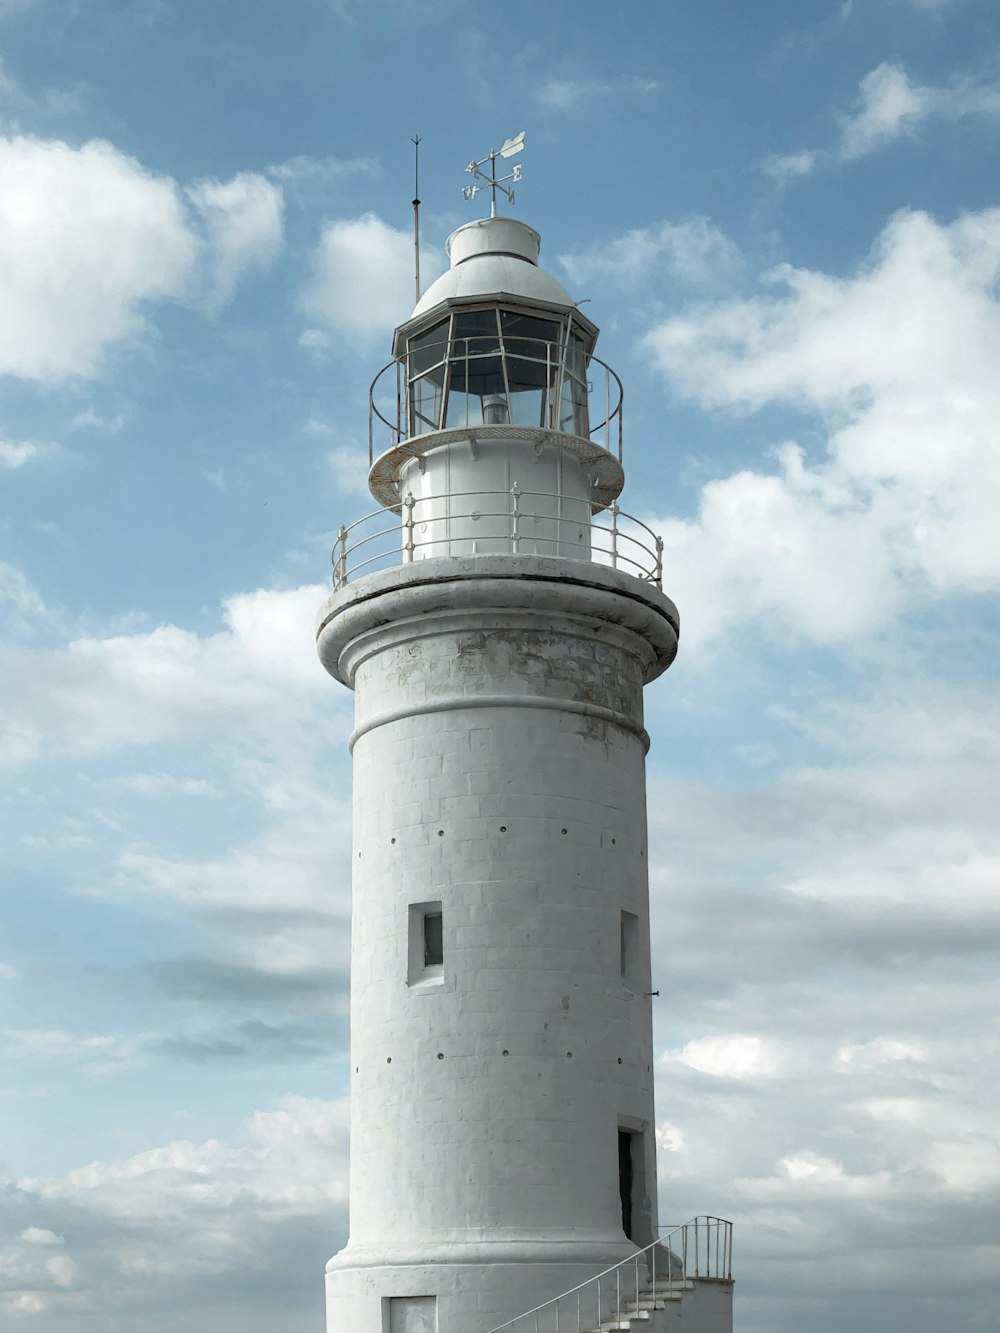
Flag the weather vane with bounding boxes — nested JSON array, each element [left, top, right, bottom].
[[462, 132, 525, 217]]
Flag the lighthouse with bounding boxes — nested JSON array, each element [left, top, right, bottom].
[[317, 145, 733, 1333]]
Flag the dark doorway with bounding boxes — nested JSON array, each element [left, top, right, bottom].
[[618, 1130, 634, 1239]]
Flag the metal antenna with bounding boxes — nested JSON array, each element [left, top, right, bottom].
[[462, 132, 525, 217], [411, 134, 422, 303]]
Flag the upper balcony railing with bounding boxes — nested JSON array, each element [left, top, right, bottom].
[[369, 334, 624, 465], [332, 486, 663, 591]]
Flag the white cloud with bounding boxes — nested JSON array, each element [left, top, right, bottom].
[[3, 1097, 348, 1319], [300, 213, 440, 347], [0, 439, 39, 468], [0, 581, 332, 767], [118, 772, 218, 797], [643, 207, 1000, 648], [186, 171, 284, 313], [4, 1029, 141, 1073], [559, 217, 743, 294], [298, 327, 330, 353], [0, 135, 285, 382], [17, 1229, 61, 1247], [666, 1034, 780, 1080], [838, 1038, 927, 1070], [768, 61, 1000, 181], [267, 152, 378, 186], [538, 74, 659, 111], [0, 562, 45, 617], [326, 442, 371, 498], [68, 408, 125, 432], [0, 961, 19, 981], [840, 62, 937, 160], [0, 135, 198, 381], [742, 1151, 893, 1199], [763, 149, 818, 182], [112, 809, 350, 919]]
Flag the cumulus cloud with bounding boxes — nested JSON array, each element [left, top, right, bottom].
[[186, 171, 284, 313], [0, 437, 63, 468], [1, 1097, 348, 1322], [0, 135, 284, 382], [765, 61, 1000, 180], [300, 212, 440, 347], [0, 136, 196, 380], [1, 581, 333, 766], [643, 206, 1000, 648], [559, 217, 744, 294], [839, 62, 939, 159], [665, 1034, 780, 1080]]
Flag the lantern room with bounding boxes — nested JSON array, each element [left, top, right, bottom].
[[338, 215, 661, 588]]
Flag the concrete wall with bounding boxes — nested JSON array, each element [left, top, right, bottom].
[[318, 558, 678, 1333]]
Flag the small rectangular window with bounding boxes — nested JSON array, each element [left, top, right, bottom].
[[408, 901, 444, 986], [423, 912, 443, 967]]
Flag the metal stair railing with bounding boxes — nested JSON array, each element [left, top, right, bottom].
[[486, 1216, 732, 1333]]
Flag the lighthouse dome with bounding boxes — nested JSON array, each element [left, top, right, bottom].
[[411, 215, 575, 319]]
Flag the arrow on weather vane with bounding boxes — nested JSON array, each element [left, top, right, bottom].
[[462, 132, 525, 217]]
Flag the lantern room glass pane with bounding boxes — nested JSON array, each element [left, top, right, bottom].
[[408, 319, 449, 379], [500, 310, 560, 361], [559, 374, 588, 435], [412, 377, 443, 432], [452, 308, 500, 350], [444, 350, 506, 427]]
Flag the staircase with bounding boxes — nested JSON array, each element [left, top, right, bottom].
[[487, 1218, 734, 1333], [576, 1273, 694, 1331]]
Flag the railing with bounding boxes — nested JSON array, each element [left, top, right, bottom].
[[658, 1214, 732, 1280], [486, 1216, 732, 1333], [368, 337, 624, 464], [331, 486, 664, 591]]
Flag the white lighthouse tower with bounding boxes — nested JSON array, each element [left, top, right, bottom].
[[317, 144, 734, 1333]]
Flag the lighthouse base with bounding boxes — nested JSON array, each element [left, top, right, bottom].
[[326, 1252, 634, 1333]]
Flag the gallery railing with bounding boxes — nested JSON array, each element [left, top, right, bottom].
[[331, 486, 663, 591]]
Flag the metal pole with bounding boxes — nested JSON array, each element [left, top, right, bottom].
[[411, 134, 422, 304], [605, 366, 610, 452], [610, 501, 619, 571], [511, 482, 521, 555], [403, 492, 415, 563], [334, 524, 347, 589], [655, 535, 663, 589]]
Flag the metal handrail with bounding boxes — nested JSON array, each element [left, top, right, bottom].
[[369, 336, 624, 464], [486, 1216, 732, 1333], [330, 485, 664, 591]]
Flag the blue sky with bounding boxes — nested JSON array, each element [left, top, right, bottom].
[[2, 0, 999, 1329]]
